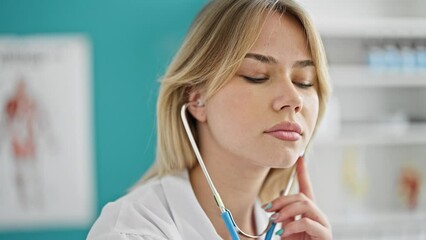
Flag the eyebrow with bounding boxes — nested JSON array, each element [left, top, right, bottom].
[[244, 53, 315, 68], [245, 53, 277, 64], [293, 60, 315, 68]]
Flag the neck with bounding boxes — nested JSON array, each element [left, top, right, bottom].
[[189, 137, 269, 239]]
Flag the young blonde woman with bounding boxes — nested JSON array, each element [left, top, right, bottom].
[[88, 0, 332, 239]]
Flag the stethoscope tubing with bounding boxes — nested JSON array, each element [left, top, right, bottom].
[[180, 103, 299, 240]]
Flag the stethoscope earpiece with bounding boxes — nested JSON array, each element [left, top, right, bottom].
[[196, 99, 204, 107]]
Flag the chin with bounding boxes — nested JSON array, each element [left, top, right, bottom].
[[274, 158, 298, 169], [243, 144, 304, 169], [270, 151, 301, 168], [252, 154, 299, 169]]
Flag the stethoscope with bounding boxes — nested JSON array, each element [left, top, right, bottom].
[[180, 102, 302, 240]]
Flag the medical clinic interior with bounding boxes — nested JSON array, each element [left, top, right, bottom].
[[0, 0, 425, 239]]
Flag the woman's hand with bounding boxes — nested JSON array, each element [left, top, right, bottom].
[[264, 156, 332, 240]]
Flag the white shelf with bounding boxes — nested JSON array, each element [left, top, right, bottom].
[[313, 122, 426, 146], [331, 211, 426, 228], [330, 211, 426, 239], [329, 65, 426, 88], [316, 17, 426, 38]]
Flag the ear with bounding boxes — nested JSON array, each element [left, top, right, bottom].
[[187, 90, 207, 123]]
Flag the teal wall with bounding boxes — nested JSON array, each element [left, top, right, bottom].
[[0, 0, 206, 239]]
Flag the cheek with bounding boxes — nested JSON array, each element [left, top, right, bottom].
[[304, 94, 320, 136], [206, 84, 261, 147], [208, 91, 253, 136]]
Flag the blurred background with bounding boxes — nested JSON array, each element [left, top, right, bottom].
[[301, 0, 426, 239], [0, 0, 425, 239], [0, 1, 206, 239]]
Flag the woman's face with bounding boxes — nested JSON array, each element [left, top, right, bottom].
[[200, 13, 319, 168]]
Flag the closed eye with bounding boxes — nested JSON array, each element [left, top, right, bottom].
[[293, 81, 314, 89], [242, 75, 269, 84]]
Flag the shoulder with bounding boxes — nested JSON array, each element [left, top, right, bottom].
[[87, 173, 185, 240]]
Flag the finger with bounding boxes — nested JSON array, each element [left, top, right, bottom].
[[296, 156, 315, 200], [281, 217, 332, 239], [275, 217, 294, 238], [271, 199, 330, 228], [263, 193, 309, 212]]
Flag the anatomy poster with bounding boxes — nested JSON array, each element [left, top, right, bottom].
[[0, 36, 95, 230]]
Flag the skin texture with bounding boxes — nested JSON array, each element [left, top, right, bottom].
[[188, 13, 331, 240]]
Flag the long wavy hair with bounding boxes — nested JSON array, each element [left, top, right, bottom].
[[137, 0, 331, 203]]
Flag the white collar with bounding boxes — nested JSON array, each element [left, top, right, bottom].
[[161, 170, 271, 240]]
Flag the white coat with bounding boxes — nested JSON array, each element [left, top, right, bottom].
[[87, 170, 279, 240]]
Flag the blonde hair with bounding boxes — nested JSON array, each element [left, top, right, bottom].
[[138, 0, 331, 203]]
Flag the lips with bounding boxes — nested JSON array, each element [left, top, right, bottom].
[[264, 121, 303, 141]]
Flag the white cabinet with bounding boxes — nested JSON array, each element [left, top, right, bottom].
[[299, 1, 426, 239]]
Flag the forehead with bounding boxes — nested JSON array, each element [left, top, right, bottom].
[[248, 12, 311, 64]]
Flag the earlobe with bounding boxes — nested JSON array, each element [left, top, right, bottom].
[[187, 91, 207, 122]]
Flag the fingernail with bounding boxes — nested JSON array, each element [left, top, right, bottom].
[[262, 202, 272, 210], [269, 213, 279, 221], [275, 228, 284, 236]]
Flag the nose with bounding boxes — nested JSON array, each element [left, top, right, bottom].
[[272, 79, 303, 113]]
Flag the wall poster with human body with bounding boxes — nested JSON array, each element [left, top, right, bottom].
[[0, 36, 95, 230]]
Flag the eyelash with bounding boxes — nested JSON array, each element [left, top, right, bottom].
[[294, 82, 314, 89], [242, 76, 268, 83], [242, 75, 314, 89]]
